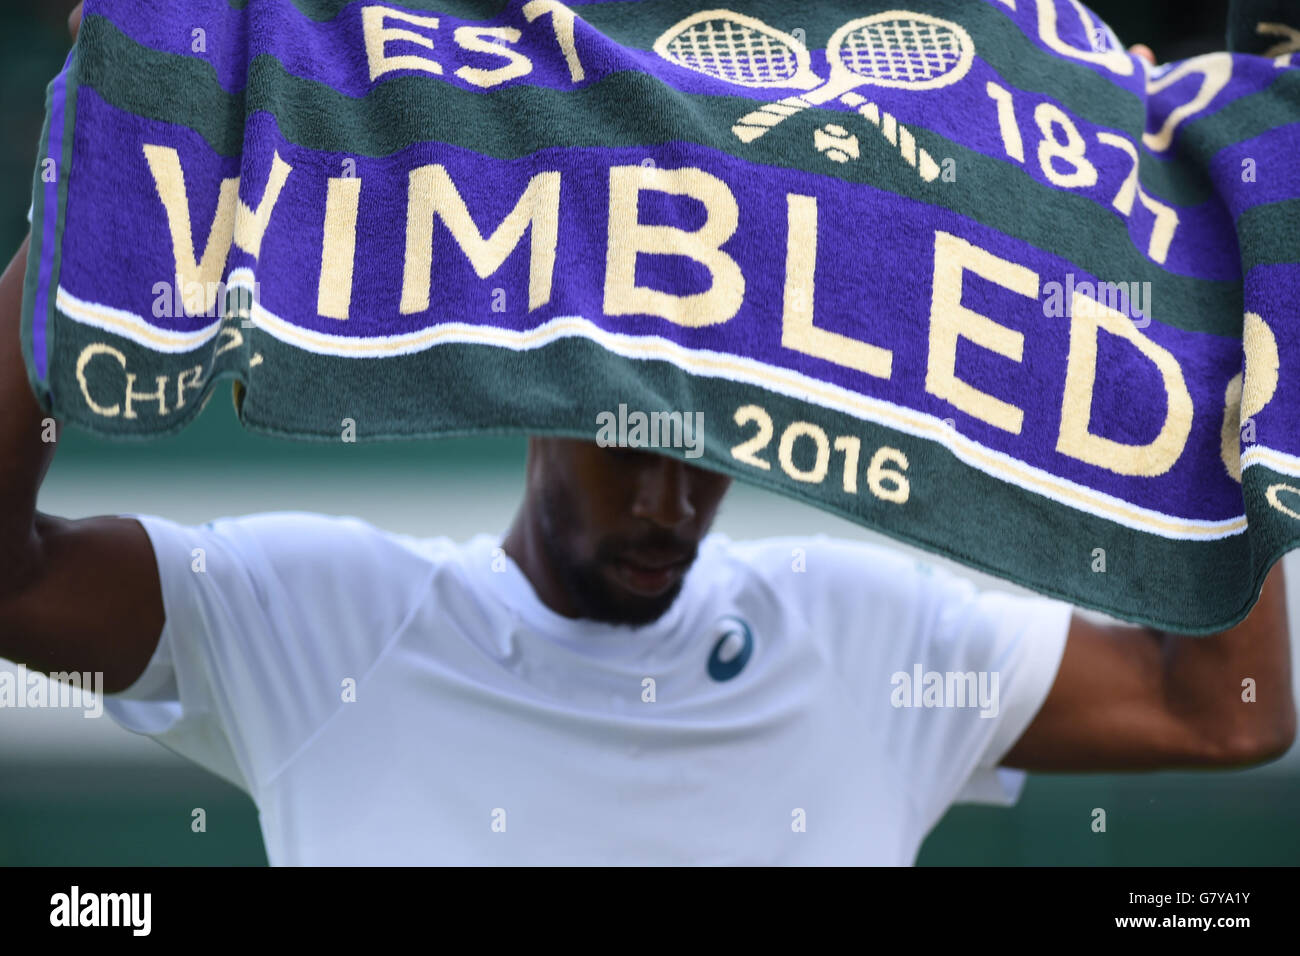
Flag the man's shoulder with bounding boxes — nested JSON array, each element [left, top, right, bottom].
[[132, 509, 487, 577], [693, 532, 949, 622], [703, 531, 930, 583]]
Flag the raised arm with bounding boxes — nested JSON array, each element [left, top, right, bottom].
[[1002, 562, 1295, 771], [1001, 39, 1295, 774], [0, 4, 165, 694]]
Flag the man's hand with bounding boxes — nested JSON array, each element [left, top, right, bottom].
[[1129, 43, 1156, 66]]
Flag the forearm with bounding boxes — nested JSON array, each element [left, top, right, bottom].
[[0, 235, 61, 597], [1160, 561, 1295, 761]]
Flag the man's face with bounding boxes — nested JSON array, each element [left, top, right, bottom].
[[528, 438, 732, 625]]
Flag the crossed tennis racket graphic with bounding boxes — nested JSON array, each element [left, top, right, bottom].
[[653, 9, 975, 178]]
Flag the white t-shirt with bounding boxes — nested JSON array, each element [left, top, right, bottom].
[[105, 511, 1072, 865]]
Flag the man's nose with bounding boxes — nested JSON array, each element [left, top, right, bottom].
[[630, 456, 696, 528]]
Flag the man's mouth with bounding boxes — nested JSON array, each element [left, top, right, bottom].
[[608, 552, 692, 597]]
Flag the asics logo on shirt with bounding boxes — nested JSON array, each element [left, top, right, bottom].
[[707, 615, 754, 681]]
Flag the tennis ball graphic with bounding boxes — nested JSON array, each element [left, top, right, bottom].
[[814, 123, 860, 163]]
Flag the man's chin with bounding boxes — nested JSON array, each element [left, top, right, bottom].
[[604, 592, 682, 627], [576, 564, 686, 627]]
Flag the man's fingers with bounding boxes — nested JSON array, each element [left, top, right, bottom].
[[1129, 43, 1156, 65], [69, 3, 84, 42]]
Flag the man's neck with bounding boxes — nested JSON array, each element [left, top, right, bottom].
[[501, 507, 580, 619]]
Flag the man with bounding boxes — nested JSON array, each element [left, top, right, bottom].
[[0, 11, 1294, 865]]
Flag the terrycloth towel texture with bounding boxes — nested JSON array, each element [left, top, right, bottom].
[[19, 0, 1300, 631]]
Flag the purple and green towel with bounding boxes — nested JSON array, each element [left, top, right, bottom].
[[20, 0, 1300, 631]]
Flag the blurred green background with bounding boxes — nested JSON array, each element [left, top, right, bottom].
[[3, 1, 1297, 866]]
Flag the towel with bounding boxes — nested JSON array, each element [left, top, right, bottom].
[[20, 0, 1300, 632]]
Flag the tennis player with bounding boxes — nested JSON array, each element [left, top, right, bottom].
[[0, 9, 1293, 865]]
